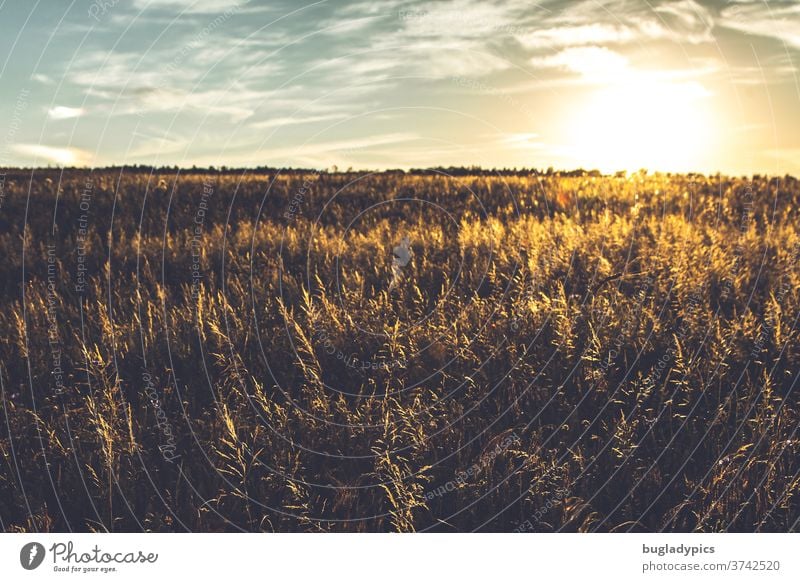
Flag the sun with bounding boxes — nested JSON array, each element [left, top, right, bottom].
[[565, 75, 717, 173]]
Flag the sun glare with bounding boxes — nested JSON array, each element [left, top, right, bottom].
[[565, 75, 717, 173]]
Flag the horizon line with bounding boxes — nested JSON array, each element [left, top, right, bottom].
[[1, 165, 797, 180]]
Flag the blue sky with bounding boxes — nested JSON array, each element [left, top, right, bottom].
[[0, 0, 798, 174]]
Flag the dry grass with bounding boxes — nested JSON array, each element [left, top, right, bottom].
[[0, 168, 798, 532]]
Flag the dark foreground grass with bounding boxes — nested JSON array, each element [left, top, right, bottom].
[[0, 168, 798, 532]]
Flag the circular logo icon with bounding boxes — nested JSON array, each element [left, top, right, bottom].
[[20, 542, 46, 570]]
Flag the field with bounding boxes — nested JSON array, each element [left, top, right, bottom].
[[0, 168, 798, 532]]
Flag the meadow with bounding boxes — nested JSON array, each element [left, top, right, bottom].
[[0, 168, 798, 532]]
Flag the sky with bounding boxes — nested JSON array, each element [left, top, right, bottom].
[[0, 0, 798, 175]]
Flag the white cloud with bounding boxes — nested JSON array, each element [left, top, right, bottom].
[[423, 46, 512, 77], [500, 132, 545, 149], [139, 86, 260, 122], [517, 0, 713, 49], [655, 0, 713, 31], [12, 144, 93, 166], [531, 46, 629, 80], [47, 106, 86, 120], [69, 51, 179, 91], [289, 132, 419, 156], [126, 132, 189, 159], [30, 73, 54, 85], [346, 0, 537, 79], [252, 113, 348, 130], [719, 1, 800, 49], [518, 24, 639, 49], [398, 0, 522, 39]]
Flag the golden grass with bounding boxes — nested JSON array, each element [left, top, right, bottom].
[[0, 169, 797, 532]]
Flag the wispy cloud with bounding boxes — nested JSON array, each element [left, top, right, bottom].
[[1, 0, 796, 172], [337, 0, 542, 79], [499, 132, 545, 149], [719, 0, 800, 49], [126, 131, 189, 160], [252, 113, 349, 130], [518, 23, 640, 49], [284, 132, 419, 156], [531, 46, 629, 81], [517, 0, 713, 49], [654, 0, 713, 32], [30, 73, 54, 85]]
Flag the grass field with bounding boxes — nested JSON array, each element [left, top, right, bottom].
[[0, 168, 798, 532]]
